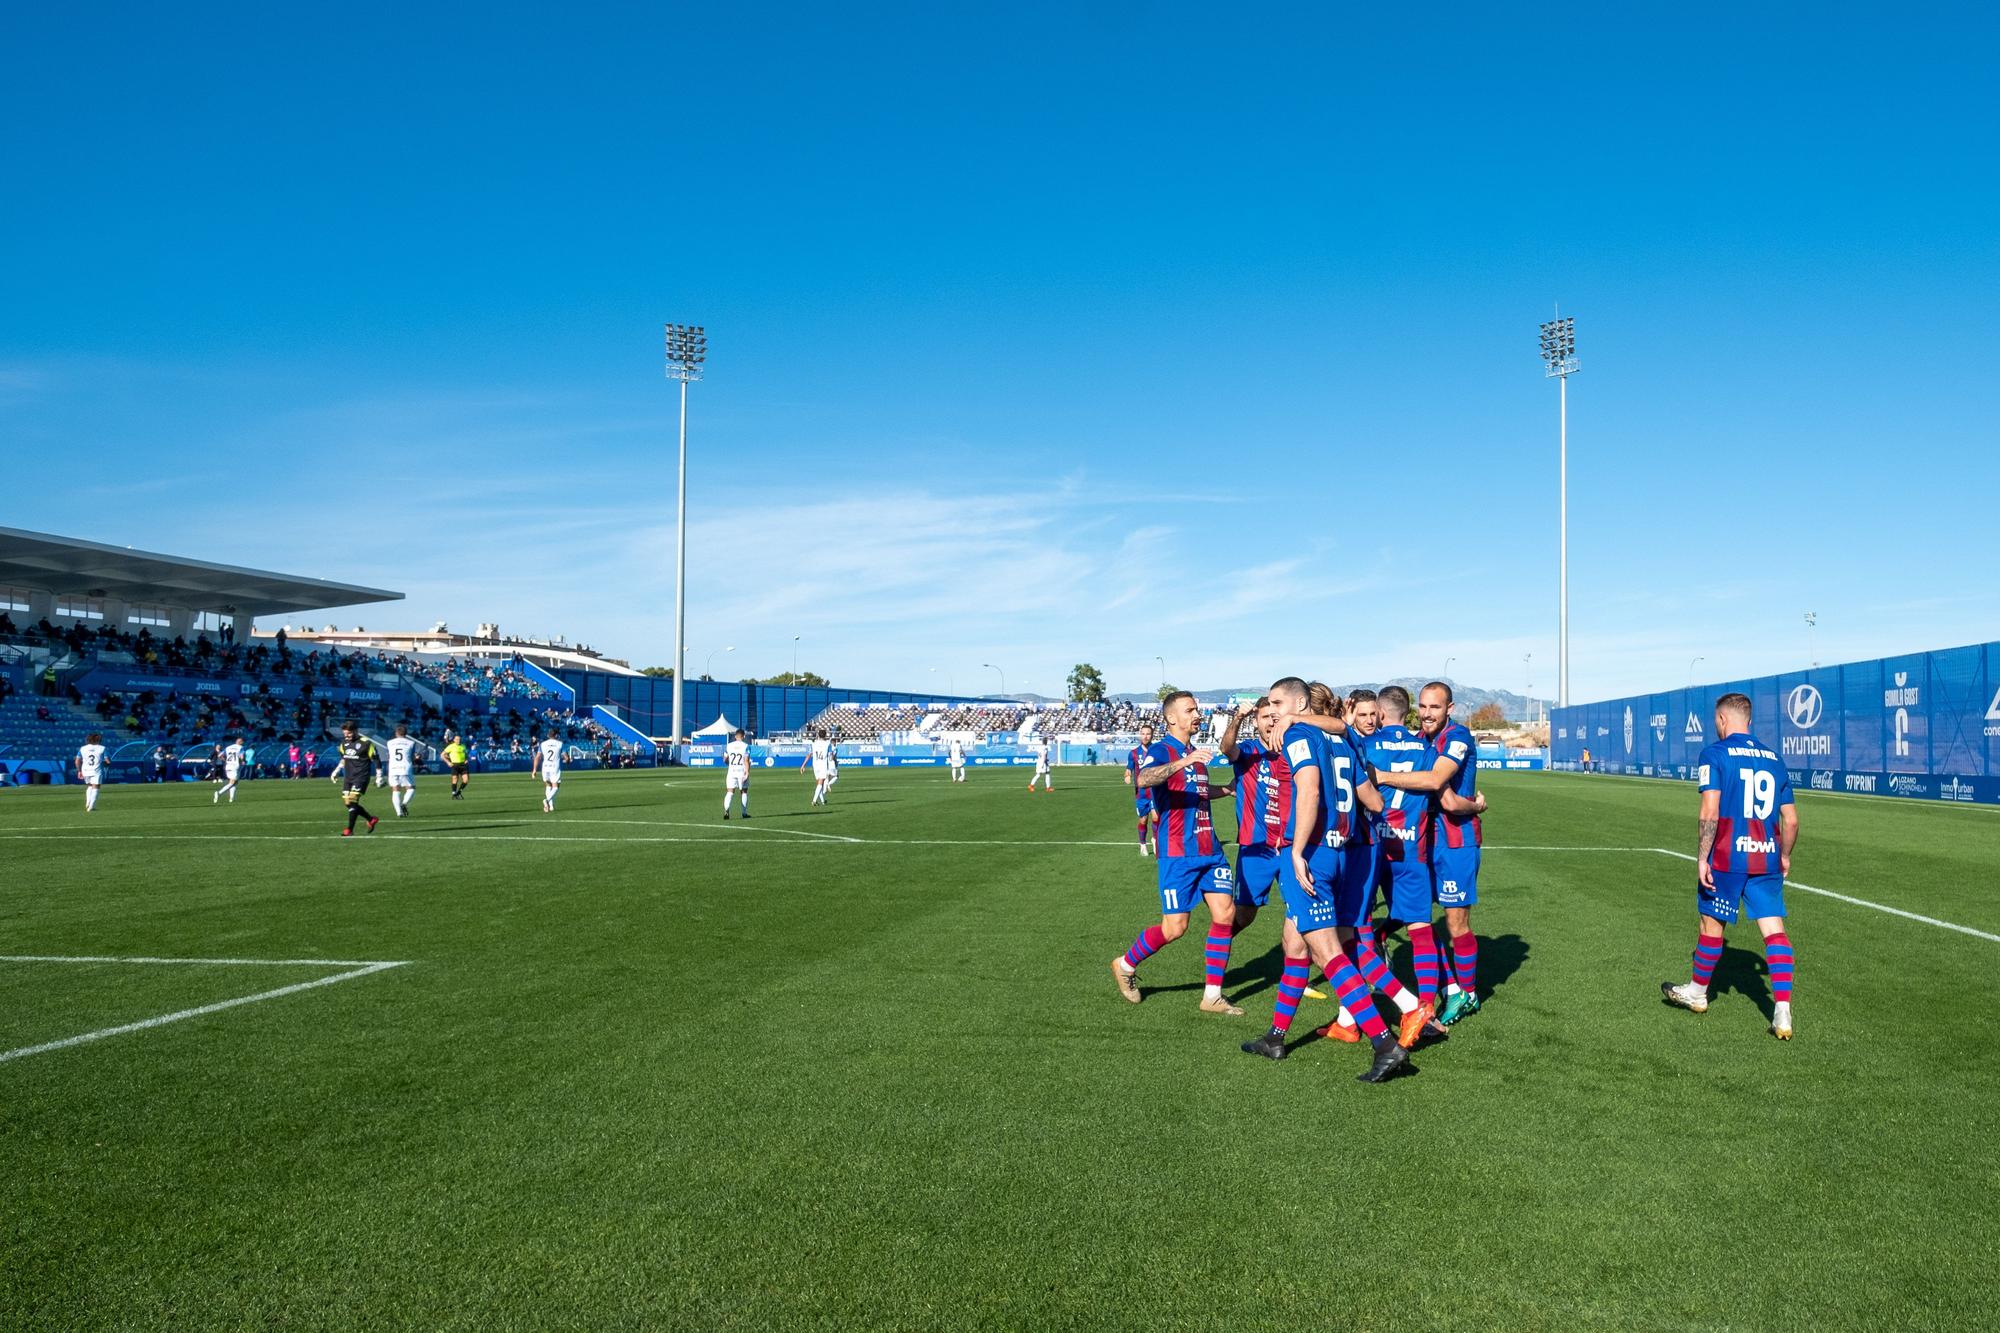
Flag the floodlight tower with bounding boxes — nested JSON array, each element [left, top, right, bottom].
[[664, 322, 707, 760], [1539, 315, 1579, 707]]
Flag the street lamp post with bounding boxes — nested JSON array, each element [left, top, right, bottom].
[[931, 667, 955, 696], [1524, 652, 1533, 724], [705, 645, 734, 680], [1539, 314, 1578, 708], [1155, 656, 1166, 687], [1687, 655, 1705, 690], [1443, 656, 1456, 683], [1804, 611, 1818, 668], [664, 322, 707, 759], [983, 662, 1006, 697], [792, 635, 801, 677]]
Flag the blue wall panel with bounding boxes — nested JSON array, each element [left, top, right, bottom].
[[1552, 640, 2000, 806]]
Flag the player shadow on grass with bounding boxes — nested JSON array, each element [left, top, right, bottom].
[[1382, 930, 1531, 1000], [1708, 943, 1775, 1019], [1136, 941, 1288, 1002]]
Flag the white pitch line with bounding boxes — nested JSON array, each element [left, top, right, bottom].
[[0, 954, 406, 968], [0, 960, 409, 1064], [1527, 769, 2000, 812], [1644, 848, 2000, 944], [1482, 845, 1664, 852], [0, 832, 792, 845], [571, 818, 862, 844]]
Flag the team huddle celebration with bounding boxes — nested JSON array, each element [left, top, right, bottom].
[[1110, 678, 1802, 1084]]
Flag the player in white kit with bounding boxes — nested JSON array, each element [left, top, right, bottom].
[[385, 723, 419, 817], [537, 734, 563, 813], [723, 729, 752, 819], [77, 732, 107, 811], [805, 730, 834, 806], [947, 737, 966, 783], [214, 735, 245, 804], [1027, 737, 1053, 793]]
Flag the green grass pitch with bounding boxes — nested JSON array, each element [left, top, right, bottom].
[[2, 765, 1997, 1329]]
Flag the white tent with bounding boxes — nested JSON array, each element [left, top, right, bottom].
[[691, 715, 740, 738]]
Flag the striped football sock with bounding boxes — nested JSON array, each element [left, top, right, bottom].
[[1350, 933, 1416, 1013], [1453, 933, 1478, 999], [1323, 958, 1387, 1039], [1202, 922, 1233, 995], [1409, 923, 1440, 1001], [1691, 934, 1724, 990], [1123, 925, 1168, 969], [1765, 933, 1793, 1003], [1272, 956, 1311, 1033]]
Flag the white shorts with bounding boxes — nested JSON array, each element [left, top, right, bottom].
[[726, 771, 748, 790], [389, 769, 414, 786], [812, 763, 832, 782], [1035, 764, 1051, 774], [541, 767, 562, 784], [225, 765, 241, 781]]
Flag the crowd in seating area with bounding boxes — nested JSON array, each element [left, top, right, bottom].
[[1029, 700, 1160, 735], [0, 617, 558, 707], [81, 686, 604, 756], [796, 700, 1164, 741], [1, 618, 399, 689], [397, 655, 555, 701], [932, 705, 1029, 733], [803, 705, 927, 741]]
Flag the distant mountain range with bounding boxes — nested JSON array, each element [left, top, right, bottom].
[[990, 679, 1548, 722], [1117, 679, 1549, 722]]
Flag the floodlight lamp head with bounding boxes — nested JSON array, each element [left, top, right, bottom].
[[663, 322, 708, 382], [1538, 315, 1578, 378]]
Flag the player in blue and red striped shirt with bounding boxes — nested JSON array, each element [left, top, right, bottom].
[[1219, 697, 1289, 936], [1239, 677, 1414, 1083], [1123, 722, 1159, 856], [1663, 692, 1801, 1039], [1373, 682, 1489, 1026], [1360, 685, 1447, 1023], [1321, 690, 1429, 1044], [1109, 692, 1243, 1016]]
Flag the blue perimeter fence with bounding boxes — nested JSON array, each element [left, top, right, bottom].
[[1550, 639, 2000, 806]]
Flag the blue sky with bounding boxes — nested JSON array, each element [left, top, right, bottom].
[[4, 3, 1995, 702]]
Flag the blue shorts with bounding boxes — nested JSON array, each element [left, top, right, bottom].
[[1432, 843, 1481, 908], [1158, 853, 1234, 915], [1701, 870, 1786, 924], [1377, 828, 1429, 920], [1235, 846, 1281, 908], [1278, 848, 1344, 937], [1135, 789, 1156, 817], [1335, 840, 1380, 927]]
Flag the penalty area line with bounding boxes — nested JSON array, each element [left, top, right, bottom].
[[0, 960, 410, 1064]]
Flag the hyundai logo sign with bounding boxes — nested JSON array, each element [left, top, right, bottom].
[[1786, 683, 1824, 730]]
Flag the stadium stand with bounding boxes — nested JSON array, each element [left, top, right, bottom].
[[1029, 701, 1159, 735], [932, 704, 1029, 733], [0, 529, 627, 783], [802, 704, 927, 740]]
